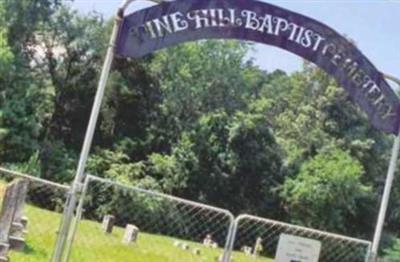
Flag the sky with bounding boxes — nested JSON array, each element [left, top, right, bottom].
[[69, 0, 400, 81]]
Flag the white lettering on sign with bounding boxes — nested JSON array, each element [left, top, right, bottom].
[[131, 8, 396, 122], [275, 234, 321, 262], [141, 9, 326, 52]]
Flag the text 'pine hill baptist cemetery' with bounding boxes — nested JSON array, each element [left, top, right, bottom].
[[135, 9, 395, 120], [116, 0, 400, 135]]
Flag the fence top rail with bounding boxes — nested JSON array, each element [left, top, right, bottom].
[[236, 214, 372, 246], [0, 167, 70, 191], [86, 174, 234, 219]]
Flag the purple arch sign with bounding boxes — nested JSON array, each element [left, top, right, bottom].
[[116, 0, 400, 134]]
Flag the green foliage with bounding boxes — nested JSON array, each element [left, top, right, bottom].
[[226, 112, 284, 215], [146, 153, 185, 193], [6, 151, 41, 176], [0, 0, 55, 162], [86, 149, 130, 177], [35, 7, 107, 150], [146, 40, 259, 151], [0, 28, 13, 74], [280, 149, 371, 232], [384, 239, 400, 262], [39, 140, 76, 182], [179, 110, 284, 216]]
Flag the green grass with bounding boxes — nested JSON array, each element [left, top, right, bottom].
[[1, 181, 275, 262], [68, 219, 275, 262]]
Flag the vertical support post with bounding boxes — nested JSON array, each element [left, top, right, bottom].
[[370, 73, 400, 261], [371, 131, 400, 260], [365, 243, 372, 262], [63, 176, 91, 262], [221, 213, 235, 262], [222, 216, 241, 262], [51, 10, 124, 262]]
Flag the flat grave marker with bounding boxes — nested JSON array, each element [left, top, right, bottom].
[[275, 234, 321, 262]]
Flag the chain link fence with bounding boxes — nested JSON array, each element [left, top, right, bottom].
[[228, 214, 372, 262], [0, 167, 69, 262], [64, 175, 235, 262], [0, 167, 374, 262]]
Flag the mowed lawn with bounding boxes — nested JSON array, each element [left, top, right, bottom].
[[1, 181, 275, 262]]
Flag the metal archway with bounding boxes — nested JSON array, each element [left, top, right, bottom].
[[53, 1, 400, 261]]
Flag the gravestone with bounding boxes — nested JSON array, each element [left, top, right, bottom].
[[275, 234, 321, 262], [0, 180, 20, 262], [20, 217, 29, 229], [181, 243, 189, 251], [0, 179, 29, 259], [9, 180, 29, 251], [12, 180, 28, 228], [241, 246, 252, 256], [253, 237, 263, 257], [101, 215, 115, 234], [122, 224, 139, 244]]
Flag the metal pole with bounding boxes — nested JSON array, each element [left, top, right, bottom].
[[51, 7, 125, 261], [371, 132, 400, 259], [52, 1, 165, 260], [63, 176, 91, 262], [383, 73, 400, 86], [221, 213, 235, 262], [370, 74, 400, 261], [223, 216, 240, 262]]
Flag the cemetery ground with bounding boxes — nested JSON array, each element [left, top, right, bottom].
[[0, 181, 274, 262]]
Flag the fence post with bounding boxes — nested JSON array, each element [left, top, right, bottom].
[[52, 188, 77, 262], [221, 212, 235, 262], [63, 176, 91, 262], [222, 215, 242, 262], [365, 245, 375, 262]]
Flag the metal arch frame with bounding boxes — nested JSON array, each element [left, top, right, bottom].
[[52, 0, 400, 260], [52, 1, 167, 261], [383, 74, 400, 86], [70, 0, 165, 203], [370, 74, 400, 261]]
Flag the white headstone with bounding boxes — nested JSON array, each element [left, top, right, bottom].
[[101, 215, 115, 234], [275, 234, 321, 262], [122, 224, 139, 244]]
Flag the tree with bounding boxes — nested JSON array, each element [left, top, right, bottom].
[[32, 7, 109, 180], [146, 41, 259, 152], [384, 239, 400, 262], [269, 63, 391, 237], [280, 148, 372, 233], [225, 111, 284, 216], [0, 0, 57, 163], [0, 2, 14, 156], [180, 110, 284, 216]]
